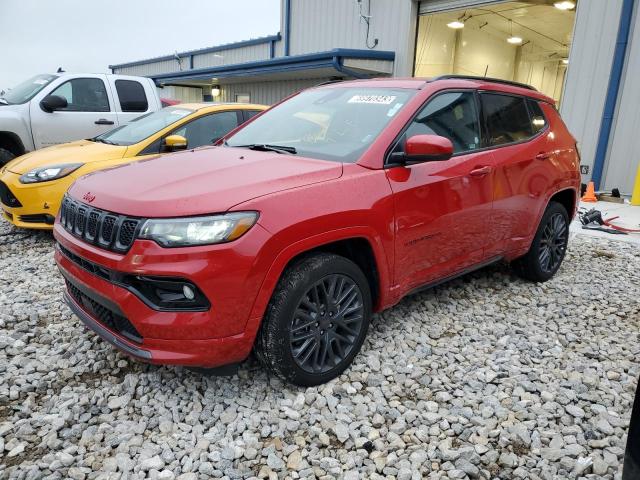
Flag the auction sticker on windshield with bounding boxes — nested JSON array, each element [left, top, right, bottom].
[[348, 95, 396, 105]]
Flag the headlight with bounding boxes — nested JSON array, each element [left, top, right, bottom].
[[139, 212, 259, 247], [20, 163, 83, 184]]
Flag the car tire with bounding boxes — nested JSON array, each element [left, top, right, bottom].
[[255, 252, 372, 386], [512, 201, 569, 282], [0, 148, 15, 167]]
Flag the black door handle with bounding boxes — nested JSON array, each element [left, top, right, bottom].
[[95, 119, 114, 125]]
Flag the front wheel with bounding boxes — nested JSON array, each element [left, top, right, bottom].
[[0, 148, 15, 167], [255, 253, 372, 386], [512, 201, 569, 282]]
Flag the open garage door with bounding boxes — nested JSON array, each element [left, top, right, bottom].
[[420, 0, 509, 14], [415, 1, 577, 104]]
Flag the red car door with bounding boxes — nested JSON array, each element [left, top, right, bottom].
[[386, 91, 496, 293], [479, 93, 553, 257]]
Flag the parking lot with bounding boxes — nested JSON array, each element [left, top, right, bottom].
[[1, 220, 638, 479]]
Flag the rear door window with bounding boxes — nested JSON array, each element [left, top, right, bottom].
[[480, 93, 533, 146], [115, 80, 148, 112]]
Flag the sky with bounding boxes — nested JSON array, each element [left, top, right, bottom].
[[0, 0, 281, 90]]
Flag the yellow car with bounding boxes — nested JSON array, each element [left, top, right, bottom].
[[0, 102, 267, 229]]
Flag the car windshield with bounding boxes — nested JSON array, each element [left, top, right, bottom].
[[94, 107, 194, 146], [1, 74, 58, 105], [225, 87, 416, 162]]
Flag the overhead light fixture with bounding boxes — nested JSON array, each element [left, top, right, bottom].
[[554, 1, 576, 10], [447, 20, 465, 29], [211, 84, 221, 97], [507, 20, 523, 45]]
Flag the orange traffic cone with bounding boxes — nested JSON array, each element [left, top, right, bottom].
[[582, 181, 598, 203]]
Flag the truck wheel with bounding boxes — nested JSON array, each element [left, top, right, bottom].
[[255, 253, 372, 386], [512, 201, 569, 282], [0, 148, 15, 167]]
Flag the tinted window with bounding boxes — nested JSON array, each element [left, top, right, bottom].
[[97, 108, 193, 146], [226, 87, 416, 163], [115, 80, 148, 112], [401, 91, 480, 154], [50, 78, 110, 112], [244, 110, 263, 121], [481, 93, 533, 146], [173, 111, 239, 149], [3, 74, 58, 104], [527, 99, 547, 134]]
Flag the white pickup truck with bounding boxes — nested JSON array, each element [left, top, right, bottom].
[[0, 73, 161, 165]]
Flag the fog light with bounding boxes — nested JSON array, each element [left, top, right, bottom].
[[183, 285, 195, 300]]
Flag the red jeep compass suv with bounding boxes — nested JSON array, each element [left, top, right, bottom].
[[54, 77, 580, 386]]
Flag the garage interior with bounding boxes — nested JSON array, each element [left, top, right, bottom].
[[414, 0, 577, 104]]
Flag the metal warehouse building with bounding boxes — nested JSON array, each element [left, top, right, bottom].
[[110, 0, 639, 195]]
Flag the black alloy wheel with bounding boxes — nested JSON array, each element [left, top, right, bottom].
[[255, 253, 372, 386], [512, 201, 570, 282], [289, 274, 365, 374], [538, 212, 568, 273]]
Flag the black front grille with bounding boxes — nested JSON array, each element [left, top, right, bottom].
[[59, 195, 143, 253], [0, 180, 22, 208], [65, 278, 142, 343]]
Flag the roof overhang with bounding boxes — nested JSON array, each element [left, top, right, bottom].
[[151, 49, 395, 86]]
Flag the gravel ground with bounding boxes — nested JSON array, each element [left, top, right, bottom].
[[0, 221, 639, 480]]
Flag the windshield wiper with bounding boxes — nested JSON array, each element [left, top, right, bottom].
[[234, 144, 297, 155], [92, 137, 117, 145]]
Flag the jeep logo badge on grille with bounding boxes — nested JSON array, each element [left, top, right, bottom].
[[83, 192, 96, 203]]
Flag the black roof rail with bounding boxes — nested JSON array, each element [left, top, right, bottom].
[[432, 75, 538, 91]]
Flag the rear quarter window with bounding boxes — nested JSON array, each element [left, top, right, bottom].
[[115, 80, 148, 112], [527, 98, 548, 134], [480, 93, 533, 147]]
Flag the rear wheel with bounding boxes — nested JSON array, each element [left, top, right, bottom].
[[512, 201, 569, 282], [255, 253, 371, 386], [0, 148, 15, 167]]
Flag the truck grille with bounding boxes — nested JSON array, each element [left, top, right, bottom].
[[59, 195, 143, 253], [0, 180, 22, 208], [65, 278, 142, 343]]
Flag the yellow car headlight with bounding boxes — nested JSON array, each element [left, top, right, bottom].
[[20, 163, 83, 184]]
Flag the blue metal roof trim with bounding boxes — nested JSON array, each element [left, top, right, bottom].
[[150, 49, 396, 83], [109, 34, 282, 69]]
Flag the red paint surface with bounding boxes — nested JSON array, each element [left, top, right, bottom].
[[55, 78, 580, 368]]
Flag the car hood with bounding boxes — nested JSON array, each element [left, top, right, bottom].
[[6, 140, 129, 174], [68, 146, 343, 217]]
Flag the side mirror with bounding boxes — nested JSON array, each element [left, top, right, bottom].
[[40, 95, 68, 113], [163, 135, 188, 152], [391, 134, 454, 165]]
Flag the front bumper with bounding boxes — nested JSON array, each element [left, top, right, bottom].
[[54, 220, 272, 368], [0, 171, 70, 229]]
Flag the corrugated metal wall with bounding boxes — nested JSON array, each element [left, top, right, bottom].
[[219, 78, 329, 105], [559, 0, 623, 185], [288, 0, 417, 75], [116, 59, 182, 76], [157, 86, 203, 103], [114, 43, 274, 77], [192, 43, 272, 69], [602, 5, 640, 194]]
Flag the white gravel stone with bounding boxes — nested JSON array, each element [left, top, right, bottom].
[[0, 224, 637, 480]]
